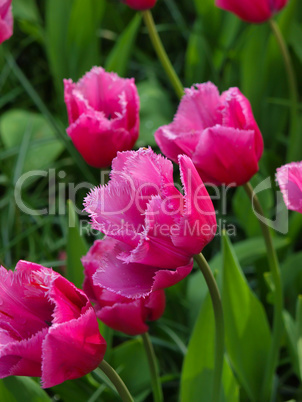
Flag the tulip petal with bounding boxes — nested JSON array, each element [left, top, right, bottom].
[[0, 0, 13, 44], [276, 162, 302, 213], [193, 126, 258, 186], [67, 110, 136, 168], [41, 309, 106, 388], [155, 126, 199, 163], [145, 290, 166, 321], [0, 329, 47, 378], [221, 87, 263, 159], [215, 0, 271, 23], [0, 263, 54, 339], [122, 0, 157, 10], [49, 276, 89, 325], [93, 239, 193, 297], [175, 82, 222, 130], [84, 181, 143, 245], [98, 300, 149, 335], [171, 155, 217, 255]]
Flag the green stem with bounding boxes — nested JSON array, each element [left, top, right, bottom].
[[98, 360, 134, 402], [243, 182, 283, 401], [142, 10, 184, 99], [268, 19, 299, 162], [141, 332, 163, 402], [194, 253, 224, 402]]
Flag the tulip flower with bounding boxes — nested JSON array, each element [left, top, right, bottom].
[[122, 0, 157, 10], [155, 82, 263, 186], [84, 147, 216, 297], [82, 238, 166, 335], [0, 261, 106, 388], [0, 0, 13, 44], [276, 161, 302, 213], [215, 0, 289, 24], [64, 67, 140, 168]]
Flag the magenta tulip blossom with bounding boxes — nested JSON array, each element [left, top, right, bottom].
[[82, 239, 166, 335], [276, 161, 302, 213], [122, 0, 157, 10], [155, 82, 263, 187], [215, 0, 289, 24], [0, 0, 13, 44], [0, 261, 106, 388], [84, 147, 216, 297], [64, 67, 140, 168]]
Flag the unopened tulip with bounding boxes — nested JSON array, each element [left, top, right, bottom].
[[0, 261, 106, 388], [122, 0, 157, 10], [155, 82, 263, 186], [64, 67, 139, 168], [215, 0, 289, 24]]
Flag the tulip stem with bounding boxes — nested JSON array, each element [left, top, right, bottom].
[[142, 10, 184, 99], [194, 253, 224, 402], [98, 360, 134, 402], [268, 19, 299, 162], [141, 332, 163, 402], [243, 182, 283, 401]]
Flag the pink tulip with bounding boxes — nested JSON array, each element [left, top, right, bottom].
[[215, 0, 289, 23], [0, 0, 13, 44], [155, 82, 263, 186], [82, 239, 166, 335], [64, 67, 140, 168], [122, 0, 157, 10], [84, 147, 216, 297], [0, 261, 106, 388], [276, 161, 302, 213]]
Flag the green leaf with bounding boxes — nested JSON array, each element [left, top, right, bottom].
[[283, 296, 302, 382], [181, 292, 239, 402], [283, 309, 300, 379], [222, 233, 271, 401], [52, 376, 96, 402], [0, 380, 16, 402], [136, 79, 174, 148], [187, 235, 289, 327], [12, 0, 41, 23], [45, 0, 104, 96], [105, 14, 141, 77], [67, 0, 106, 79], [66, 200, 88, 288], [1, 377, 51, 402], [281, 252, 302, 316], [111, 338, 151, 397], [0, 109, 63, 173], [185, 19, 209, 85]]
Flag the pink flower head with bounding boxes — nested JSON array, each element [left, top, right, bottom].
[[0, 0, 13, 44], [84, 147, 216, 297], [0, 261, 106, 388], [64, 67, 140, 168], [276, 161, 302, 213], [122, 0, 157, 10], [215, 0, 288, 23], [155, 82, 263, 187], [82, 239, 166, 335]]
